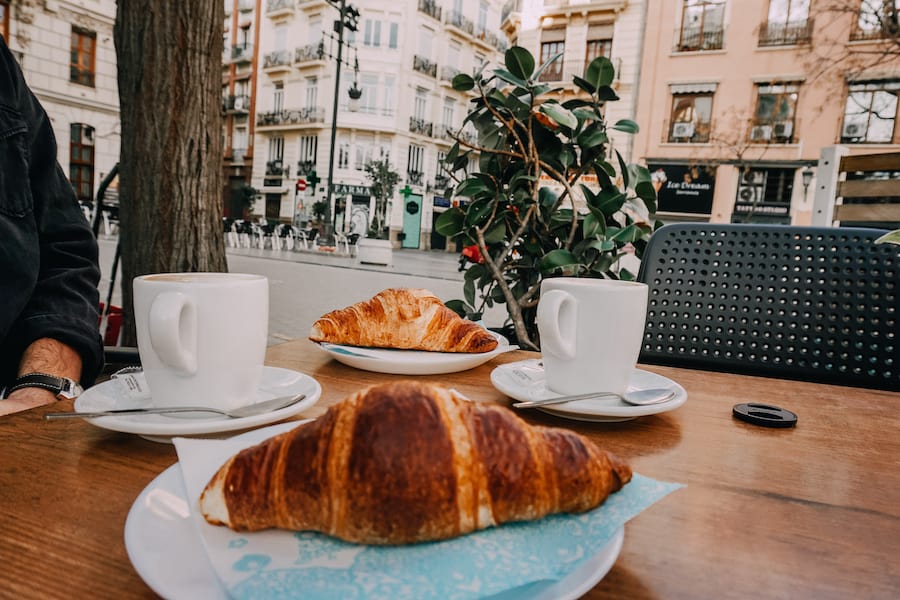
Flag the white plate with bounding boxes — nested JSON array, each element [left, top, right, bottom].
[[74, 367, 321, 442], [491, 359, 687, 422], [124, 421, 624, 600], [314, 331, 517, 375]]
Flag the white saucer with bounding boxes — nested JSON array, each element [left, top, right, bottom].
[[314, 331, 517, 375], [124, 421, 624, 600], [73, 367, 321, 442], [491, 359, 687, 422]]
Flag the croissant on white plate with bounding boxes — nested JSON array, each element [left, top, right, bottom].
[[308, 287, 499, 353], [200, 380, 632, 545]]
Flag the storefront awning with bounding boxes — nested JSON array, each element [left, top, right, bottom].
[[669, 82, 718, 94]]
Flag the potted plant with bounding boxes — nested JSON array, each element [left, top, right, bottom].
[[357, 157, 401, 265], [436, 47, 659, 350]]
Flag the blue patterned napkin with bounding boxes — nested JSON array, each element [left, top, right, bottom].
[[174, 424, 682, 600]]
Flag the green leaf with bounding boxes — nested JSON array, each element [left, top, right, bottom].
[[585, 185, 626, 217], [494, 68, 530, 89], [576, 125, 608, 150], [583, 212, 602, 237], [572, 75, 596, 95], [539, 103, 578, 131], [615, 150, 629, 190], [484, 220, 508, 244], [505, 92, 532, 120], [456, 177, 491, 198], [538, 186, 558, 209], [597, 85, 619, 101], [539, 249, 581, 276], [585, 56, 615, 89], [611, 119, 639, 134], [583, 238, 617, 253], [452, 73, 475, 91], [464, 262, 486, 282], [505, 46, 535, 80], [533, 50, 563, 82], [444, 299, 472, 318], [464, 278, 476, 307], [875, 230, 900, 245], [465, 198, 495, 226], [435, 208, 465, 237], [611, 223, 644, 243]]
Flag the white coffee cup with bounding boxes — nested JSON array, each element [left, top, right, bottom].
[[537, 278, 648, 396], [133, 273, 269, 410]]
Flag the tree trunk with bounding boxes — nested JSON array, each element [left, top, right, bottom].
[[114, 1, 226, 345]]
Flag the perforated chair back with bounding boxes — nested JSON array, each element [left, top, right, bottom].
[[637, 223, 899, 391]]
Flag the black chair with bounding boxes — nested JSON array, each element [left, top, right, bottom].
[[637, 223, 899, 391]]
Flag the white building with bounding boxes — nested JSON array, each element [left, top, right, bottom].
[[2, 0, 120, 214], [249, 0, 507, 250]]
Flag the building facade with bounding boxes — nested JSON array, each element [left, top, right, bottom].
[[2, 0, 120, 215], [248, 0, 507, 250], [632, 0, 900, 226]]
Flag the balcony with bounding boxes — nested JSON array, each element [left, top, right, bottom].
[[295, 42, 324, 64], [229, 147, 248, 162], [759, 18, 813, 46], [263, 50, 292, 72], [266, 160, 289, 177], [440, 65, 461, 82], [662, 119, 711, 144], [256, 107, 326, 126], [437, 123, 456, 141], [266, 0, 294, 17], [407, 170, 425, 186], [850, 23, 899, 42], [296, 159, 317, 175], [674, 26, 725, 52], [418, 0, 441, 21], [223, 94, 252, 113], [446, 10, 475, 36], [413, 55, 438, 78], [409, 117, 434, 137], [501, 0, 521, 25], [230, 44, 254, 63]]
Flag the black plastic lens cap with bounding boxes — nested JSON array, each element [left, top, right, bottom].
[[732, 403, 798, 428]]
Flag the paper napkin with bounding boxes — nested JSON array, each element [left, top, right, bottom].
[[174, 424, 682, 600]]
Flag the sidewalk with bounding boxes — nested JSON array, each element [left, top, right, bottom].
[[225, 244, 465, 282]]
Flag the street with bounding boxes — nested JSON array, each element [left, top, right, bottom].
[[97, 239, 507, 346]]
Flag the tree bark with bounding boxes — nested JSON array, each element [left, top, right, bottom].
[[114, 1, 226, 345]]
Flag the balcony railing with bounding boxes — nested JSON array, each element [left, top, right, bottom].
[[850, 24, 899, 42], [409, 117, 434, 137], [296, 160, 317, 175], [759, 18, 813, 46], [263, 50, 292, 70], [407, 170, 424, 186], [266, 160, 288, 177], [256, 107, 326, 126], [674, 26, 725, 51], [538, 62, 565, 82], [437, 124, 456, 141], [446, 10, 475, 35], [662, 119, 712, 144], [441, 65, 461, 82], [413, 55, 438, 78], [223, 94, 251, 112], [501, 0, 521, 24], [231, 44, 254, 63], [266, 0, 294, 15], [295, 42, 324, 63], [230, 147, 248, 162], [418, 0, 442, 21]]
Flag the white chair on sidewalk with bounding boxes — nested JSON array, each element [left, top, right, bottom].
[[334, 231, 350, 254]]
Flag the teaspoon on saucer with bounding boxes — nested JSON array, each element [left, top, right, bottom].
[[45, 393, 307, 420], [512, 387, 675, 409]]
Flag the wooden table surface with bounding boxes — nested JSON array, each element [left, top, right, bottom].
[[2, 339, 899, 599]]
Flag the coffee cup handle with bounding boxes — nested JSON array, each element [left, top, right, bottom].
[[537, 289, 577, 360], [148, 291, 198, 375]]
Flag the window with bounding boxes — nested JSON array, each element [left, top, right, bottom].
[[414, 88, 427, 120], [338, 138, 350, 169], [1, 1, 9, 41], [233, 127, 248, 154], [70, 27, 96, 86], [273, 82, 284, 112], [442, 97, 456, 129], [760, 0, 811, 46], [750, 83, 799, 143], [355, 135, 374, 170], [389, 22, 399, 49], [841, 80, 899, 143], [668, 93, 713, 143], [305, 77, 318, 110], [382, 75, 396, 116], [732, 168, 794, 224], [69, 123, 95, 202], [360, 73, 378, 114], [477, 1, 488, 36], [852, 0, 900, 41], [364, 19, 381, 47], [677, 0, 725, 51], [298, 135, 317, 168], [407, 144, 425, 176], [268, 136, 284, 163], [585, 24, 613, 74], [539, 31, 565, 82]]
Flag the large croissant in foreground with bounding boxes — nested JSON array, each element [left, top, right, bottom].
[[309, 288, 498, 353], [200, 381, 632, 545]]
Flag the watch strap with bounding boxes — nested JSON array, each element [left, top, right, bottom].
[[1, 373, 82, 400]]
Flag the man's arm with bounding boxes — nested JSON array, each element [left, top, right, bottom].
[[0, 338, 83, 416]]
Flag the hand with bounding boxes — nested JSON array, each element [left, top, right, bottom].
[[0, 387, 59, 416]]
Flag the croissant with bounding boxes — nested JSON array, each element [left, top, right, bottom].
[[308, 288, 498, 353], [200, 381, 632, 545]]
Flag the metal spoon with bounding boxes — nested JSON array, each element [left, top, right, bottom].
[[45, 393, 307, 420], [512, 387, 675, 409]]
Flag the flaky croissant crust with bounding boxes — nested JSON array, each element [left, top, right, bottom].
[[200, 381, 632, 545], [308, 288, 499, 353]]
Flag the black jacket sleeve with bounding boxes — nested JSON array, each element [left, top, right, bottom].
[[0, 37, 104, 386]]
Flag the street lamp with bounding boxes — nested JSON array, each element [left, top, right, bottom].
[[801, 166, 814, 197], [321, 0, 361, 245]]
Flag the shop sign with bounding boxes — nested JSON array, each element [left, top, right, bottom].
[[648, 164, 715, 214]]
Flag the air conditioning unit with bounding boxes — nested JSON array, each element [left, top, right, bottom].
[[233, 97, 245, 111], [671, 122, 695, 138], [773, 121, 793, 139], [737, 170, 765, 203], [750, 125, 772, 141], [842, 122, 864, 139]]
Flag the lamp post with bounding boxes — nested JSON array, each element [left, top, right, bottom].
[[321, 0, 361, 246], [801, 166, 814, 198]]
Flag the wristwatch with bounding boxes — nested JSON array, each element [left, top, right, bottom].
[[0, 373, 84, 400]]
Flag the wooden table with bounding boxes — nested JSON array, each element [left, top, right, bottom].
[[2, 339, 899, 599]]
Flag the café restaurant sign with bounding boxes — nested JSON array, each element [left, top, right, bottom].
[[648, 164, 715, 215]]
